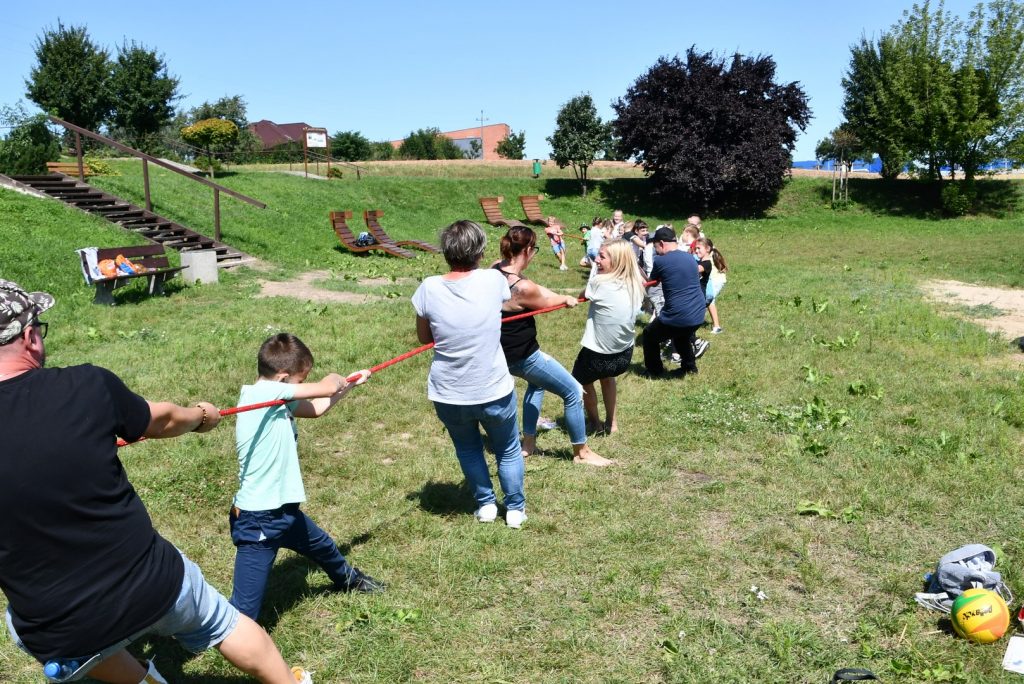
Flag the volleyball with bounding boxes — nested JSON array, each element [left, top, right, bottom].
[[950, 588, 1010, 643]]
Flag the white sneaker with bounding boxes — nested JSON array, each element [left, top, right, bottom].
[[474, 503, 498, 523], [559, 264, 568, 271], [712, 326, 723, 334], [506, 509, 527, 529], [291, 667, 313, 684]]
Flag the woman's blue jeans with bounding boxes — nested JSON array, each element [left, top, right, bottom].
[[433, 391, 525, 512], [507, 349, 586, 445]]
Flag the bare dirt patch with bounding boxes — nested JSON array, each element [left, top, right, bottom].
[[257, 270, 380, 304], [921, 279, 1024, 340]]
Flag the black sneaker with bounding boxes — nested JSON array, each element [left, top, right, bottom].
[[693, 338, 710, 359], [340, 571, 385, 594]]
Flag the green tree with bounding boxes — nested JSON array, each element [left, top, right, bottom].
[[331, 130, 371, 161], [843, 0, 1024, 183], [25, 21, 111, 136], [170, 95, 259, 162], [0, 104, 60, 175], [496, 130, 526, 159], [547, 94, 611, 196], [397, 127, 463, 159], [369, 141, 395, 160], [842, 33, 914, 179], [815, 126, 872, 172], [180, 118, 238, 178], [108, 41, 180, 152]]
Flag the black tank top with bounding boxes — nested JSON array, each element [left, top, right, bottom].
[[494, 266, 540, 365]]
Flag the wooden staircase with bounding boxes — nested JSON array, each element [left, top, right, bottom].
[[10, 173, 254, 267]]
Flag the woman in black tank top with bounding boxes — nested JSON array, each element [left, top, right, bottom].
[[493, 227, 613, 466]]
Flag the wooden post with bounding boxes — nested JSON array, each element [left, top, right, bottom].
[[75, 132, 84, 181], [214, 188, 221, 242], [142, 159, 152, 211]]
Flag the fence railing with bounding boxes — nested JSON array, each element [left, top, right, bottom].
[[48, 116, 266, 242]]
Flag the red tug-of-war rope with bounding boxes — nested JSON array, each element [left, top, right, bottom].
[[117, 279, 658, 448]]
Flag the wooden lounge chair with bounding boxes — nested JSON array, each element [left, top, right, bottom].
[[478, 196, 527, 229], [329, 210, 415, 258], [518, 195, 551, 226], [363, 210, 440, 253], [517, 195, 584, 244]]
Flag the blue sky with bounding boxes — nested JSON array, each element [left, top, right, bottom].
[[0, 0, 981, 162]]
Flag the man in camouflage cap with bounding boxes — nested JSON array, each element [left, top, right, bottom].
[[0, 279, 311, 684], [0, 278, 54, 346]]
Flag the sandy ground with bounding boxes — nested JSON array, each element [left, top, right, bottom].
[[257, 270, 379, 303], [922, 279, 1024, 341]]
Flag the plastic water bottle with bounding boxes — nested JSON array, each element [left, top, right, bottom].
[[43, 659, 79, 681]]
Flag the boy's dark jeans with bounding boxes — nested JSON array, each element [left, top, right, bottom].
[[229, 503, 357, 620]]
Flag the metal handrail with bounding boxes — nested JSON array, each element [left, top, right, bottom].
[[48, 116, 266, 241]]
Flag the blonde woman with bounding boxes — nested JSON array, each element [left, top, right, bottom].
[[572, 239, 645, 434]]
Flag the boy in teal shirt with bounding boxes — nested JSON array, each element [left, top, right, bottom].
[[230, 333, 382, 621]]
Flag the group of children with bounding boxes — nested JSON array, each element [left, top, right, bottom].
[[544, 209, 729, 340]]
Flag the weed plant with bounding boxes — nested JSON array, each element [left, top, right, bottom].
[[0, 170, 1023, 683]]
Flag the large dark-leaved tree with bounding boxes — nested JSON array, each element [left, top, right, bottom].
[[25, 21, 112, 135], [613, 49, 811, 213]]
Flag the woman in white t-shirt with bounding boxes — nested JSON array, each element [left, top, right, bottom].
[[411, 220, 527, 529], [571, 239, 645, 435]]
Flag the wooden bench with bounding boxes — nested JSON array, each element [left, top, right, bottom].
[[79, 244, 185, 305], [363, 210, 440, 253], [329, 211, 415, 258], [478, 196, 527, 229], [47, 162, 92, 177]]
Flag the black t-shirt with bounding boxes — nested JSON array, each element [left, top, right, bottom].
[[0, 365, 184, 661], [495, 267, 541, 365], [697, 258, 712, 292]]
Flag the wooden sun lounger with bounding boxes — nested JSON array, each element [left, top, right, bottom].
[[478, 196, 527, 229], [518, 195, 551, 226], [518, 195, 583, 244], [329, 210, 415, 258], [363, 210, 440, 253]]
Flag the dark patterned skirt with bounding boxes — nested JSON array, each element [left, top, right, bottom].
[[571, 345, 634, 385]]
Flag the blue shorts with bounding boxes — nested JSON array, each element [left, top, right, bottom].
[[6, 550, 239, 681], [549, 239, 565, 254]]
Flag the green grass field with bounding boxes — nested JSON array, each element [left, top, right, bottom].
[[1, 164, 1023, 683]]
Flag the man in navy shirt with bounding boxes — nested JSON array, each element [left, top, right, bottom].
[[642, 227, 707, 376]]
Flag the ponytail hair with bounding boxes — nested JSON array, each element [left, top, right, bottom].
[[499, 225, 537, 261], [695, 237, 728, 273]]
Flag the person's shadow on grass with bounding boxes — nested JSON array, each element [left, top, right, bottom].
[[406, 479, 476, 517]]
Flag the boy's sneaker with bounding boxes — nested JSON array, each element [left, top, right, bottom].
[[341, 570, 385, 594], [536, 417, 558, 431], [559, 264, 568, 271], [693, 338, 710, 359], [475, 503, 498, 523], [291, 666, 313, 684], [506, 509, 527, 529], [711, 326, 723, 334]]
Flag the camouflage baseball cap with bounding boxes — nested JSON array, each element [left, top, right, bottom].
[[0, 279, 55, 345]]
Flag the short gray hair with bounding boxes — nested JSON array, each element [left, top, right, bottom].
[[440, 220, 487, 269]]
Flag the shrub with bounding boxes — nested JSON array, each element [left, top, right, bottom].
[[84, 156, 117, 175], [941, 182, 976, 216], [327, 166, 344, 179], [0, 114, 60, 175]]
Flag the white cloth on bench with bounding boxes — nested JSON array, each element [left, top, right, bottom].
[[76, 247, 100, 283]]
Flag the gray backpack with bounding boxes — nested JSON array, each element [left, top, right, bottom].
[[914, 543, 1013, 613]]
